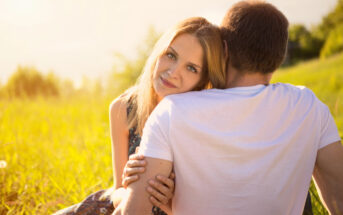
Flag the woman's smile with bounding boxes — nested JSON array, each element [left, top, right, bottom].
[[160, 76, 177, 88]]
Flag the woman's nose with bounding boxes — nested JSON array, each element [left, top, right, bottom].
[[166, 63, 181, 78]]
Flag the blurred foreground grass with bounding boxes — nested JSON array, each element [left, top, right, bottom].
[[0, 98, 114, 214], [0, 53, 342, 214]]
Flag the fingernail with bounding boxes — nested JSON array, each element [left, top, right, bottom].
[[157, 175, 162, 180], [148, 180, 154, 185], [147, 186, 153, 192]]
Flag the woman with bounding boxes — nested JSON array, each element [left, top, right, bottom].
[[54, 17, 226, 215]]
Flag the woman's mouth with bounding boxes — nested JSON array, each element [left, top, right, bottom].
[[160, 77, 177, 88]]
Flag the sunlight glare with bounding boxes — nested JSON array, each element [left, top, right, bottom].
[[2, 0, 44, 26]]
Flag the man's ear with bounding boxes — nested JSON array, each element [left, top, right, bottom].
[[223, 40, 229, 61]]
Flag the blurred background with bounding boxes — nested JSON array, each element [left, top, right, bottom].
[[0, 0, 342, 214]]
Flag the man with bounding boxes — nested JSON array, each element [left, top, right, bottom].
[[114, 1, 343, 214]]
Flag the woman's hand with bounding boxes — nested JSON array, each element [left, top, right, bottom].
[[147, 172, 175, 209], [121, 154, 146, 188]]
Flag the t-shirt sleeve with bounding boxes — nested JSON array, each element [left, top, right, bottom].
[[138, 99, 173, 161], [318, 101, 341, 149]]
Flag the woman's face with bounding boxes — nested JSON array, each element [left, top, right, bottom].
[[153, 33, 204, 101]]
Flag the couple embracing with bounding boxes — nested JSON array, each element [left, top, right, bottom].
[[56, 1, 343, 215]]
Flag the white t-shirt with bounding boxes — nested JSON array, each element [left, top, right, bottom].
[[139, 83, 340, 215]]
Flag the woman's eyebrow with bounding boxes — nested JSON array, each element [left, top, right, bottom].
[[169, 47, 178, 56], [189, 62, 202, 70], [169, 46, 202, 70]]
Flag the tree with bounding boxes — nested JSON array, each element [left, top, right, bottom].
[[314, 0, 343, 41], [320, 24, 343, 58], [59, 79, 75, 98], [5, 66, 60, 98], [313, 0, 343, 58], [106, 27, 161, 98], [287, 25, 322, 64]]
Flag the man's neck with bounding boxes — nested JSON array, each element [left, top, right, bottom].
[[225, 66, 272, 88]]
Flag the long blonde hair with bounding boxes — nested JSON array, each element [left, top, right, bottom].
[[123, 17, 226, 135]]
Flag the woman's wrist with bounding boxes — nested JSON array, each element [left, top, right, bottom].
[[111, 187, 127, 208], [158, 202, 172, 215]]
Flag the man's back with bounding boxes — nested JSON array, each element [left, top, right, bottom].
[[140, 83, 340, 215]]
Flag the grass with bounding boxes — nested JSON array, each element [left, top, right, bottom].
[[0, 98, 114, 214], [1, 52, 342, 214]]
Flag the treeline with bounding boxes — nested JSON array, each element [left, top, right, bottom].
[[1, 0, 342, 100], [286, 0, 343, 64], [0, 66, 104, 100], [0, 28, 160, 100], [1, 66, 59, 98]]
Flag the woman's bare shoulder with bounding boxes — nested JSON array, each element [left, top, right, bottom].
[[109, 94, 129, 117]]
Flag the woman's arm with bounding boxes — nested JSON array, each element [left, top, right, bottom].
[[110, 97, 174, 213], [109, 96, 130, 190]]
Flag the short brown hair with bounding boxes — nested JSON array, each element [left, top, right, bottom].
[[221, 0, 289, 74]]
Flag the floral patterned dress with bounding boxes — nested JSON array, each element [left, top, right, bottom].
[[53, 104, 168, 215]]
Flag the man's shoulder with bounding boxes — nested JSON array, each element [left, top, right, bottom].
[[270, 83, 328, 114], [271, 83, 314, 94], [270, 83, 317, 101]]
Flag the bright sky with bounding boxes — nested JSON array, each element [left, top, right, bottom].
[[0, 0, 337, 86]]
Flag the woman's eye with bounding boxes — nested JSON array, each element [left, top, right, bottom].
[[187, 65, 197, 73], [166, 52, 176, 60]]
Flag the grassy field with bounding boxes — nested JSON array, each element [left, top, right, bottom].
[[0, 98, 114, 214], [1, 53, 343, 214]]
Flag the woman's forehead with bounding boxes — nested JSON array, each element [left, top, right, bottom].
[[169, 34, 203, 65]]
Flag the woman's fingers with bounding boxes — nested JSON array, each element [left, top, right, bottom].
[[126, 159, 146, 168], [149, 196, 163, 208], [156, 175, 175, 192], [122, 175, 139, 188], [169, 172, 175, 180], [149, 180, 170, 198], [135, 146, 140, 154], [146, 185, 169, 205], [122, 160, 146, 179], [123, 167, 145, 178], [147, 177, 174, 202], [121, 155, 147, 188], [129, 153, 144, 161]]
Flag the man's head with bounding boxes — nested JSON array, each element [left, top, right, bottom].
[[221, 1, 289, 75]]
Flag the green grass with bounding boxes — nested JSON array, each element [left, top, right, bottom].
[[0, 52, 342, 214], [0, 98, 114, 214]]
